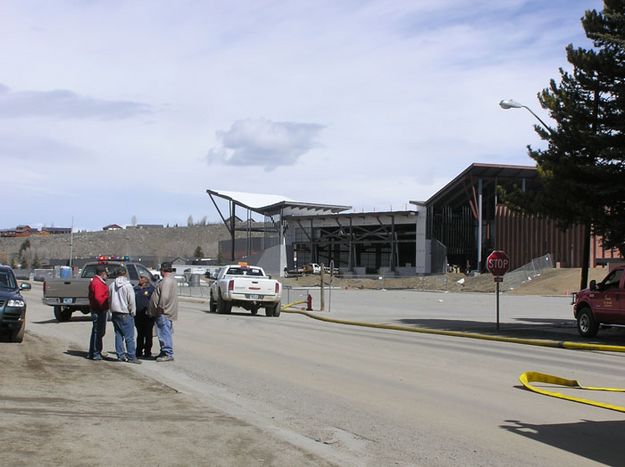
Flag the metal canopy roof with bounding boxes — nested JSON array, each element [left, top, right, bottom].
[[206, 189, 351, 217], [425, 163, 538, 207]]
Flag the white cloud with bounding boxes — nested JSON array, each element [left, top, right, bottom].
[[0, 84, 151, 120], [207, 118, 324, 170]]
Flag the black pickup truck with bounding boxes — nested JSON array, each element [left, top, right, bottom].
[[42, 259, 158, 322]]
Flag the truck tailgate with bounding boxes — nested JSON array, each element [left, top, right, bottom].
[[232, 278, 277, 297], [44, 279, 90, 299]]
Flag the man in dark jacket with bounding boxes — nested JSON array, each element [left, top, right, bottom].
[[88, 265, 109, 361], [134, 274, 155, 359]]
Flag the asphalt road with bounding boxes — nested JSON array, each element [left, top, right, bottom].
[[8, 285, 625, 466]]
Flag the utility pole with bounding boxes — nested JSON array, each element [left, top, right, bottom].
[[69, 217, 74, 268]]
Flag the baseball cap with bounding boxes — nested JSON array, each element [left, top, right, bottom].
[[95, 265, 107, 274], [160, 261, 174, 272]]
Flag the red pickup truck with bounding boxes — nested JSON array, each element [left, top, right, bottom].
[[573, 265, 625, 337]]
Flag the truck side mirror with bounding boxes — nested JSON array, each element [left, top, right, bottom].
[[152, 274, 161, 282], [590, 280, 597, 291], [19, 282, 32, 291]]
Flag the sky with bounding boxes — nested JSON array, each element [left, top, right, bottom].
[[1, 0, 603, 231]]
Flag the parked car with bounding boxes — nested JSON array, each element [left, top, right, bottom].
[[302, 263, 321, 274], [0, 265, 31, 342], [573, 265, 625, 337]]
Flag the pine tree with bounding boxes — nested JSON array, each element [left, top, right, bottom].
[[193, 246, 204, 258], [505, 1, 625, 271]]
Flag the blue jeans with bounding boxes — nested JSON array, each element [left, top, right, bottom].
[[155, 315, 174, 357], [88, 310, 108, 359], [111, 313, 137, 361]]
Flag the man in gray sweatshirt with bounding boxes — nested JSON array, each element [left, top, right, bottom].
[[109, 267, 141, 364]]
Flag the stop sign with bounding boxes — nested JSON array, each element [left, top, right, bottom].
[[487, 250, 510, 276]]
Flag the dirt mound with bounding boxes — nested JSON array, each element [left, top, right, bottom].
[[506, 267, 607, 296], [282, 273, 465, 292], [281, 268, 610, 296]]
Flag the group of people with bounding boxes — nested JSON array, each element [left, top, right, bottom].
[[87, 261, 179, 363]]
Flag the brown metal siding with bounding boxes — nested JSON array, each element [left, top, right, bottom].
[[496, 205, 586, 269]]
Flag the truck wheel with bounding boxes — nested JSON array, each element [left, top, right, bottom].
[[10, 321, 25, 343], [251, 305, 259, 315], [54, 306, 73, 322], [209, 293, 217, 313], [577, 307, 599, 337], [217, 294, 232, 314], [273, 301, 281, 317]]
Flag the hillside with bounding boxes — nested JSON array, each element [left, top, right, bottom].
[[0, 224, 232, 264]]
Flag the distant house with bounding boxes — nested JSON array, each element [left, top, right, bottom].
[[0, 229, 16, 237], [15, 225, 35, 237], [103, 224, 123, 231], [41, 227, 72, 235]]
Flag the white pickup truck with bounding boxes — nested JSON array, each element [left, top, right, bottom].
[[209, 264, 281, 317]]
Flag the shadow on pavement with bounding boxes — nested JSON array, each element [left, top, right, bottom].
[[204, 310, 272, 317], [501, 418, 625, 465], [64, 349, 89, 359], [394, 318, 625, 344], [32, 316, 92, 324]]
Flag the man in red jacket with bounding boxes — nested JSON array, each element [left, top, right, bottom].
[[88, 265, 110, 360]]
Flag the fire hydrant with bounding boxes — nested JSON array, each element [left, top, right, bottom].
[[306, 294, 313, 311]]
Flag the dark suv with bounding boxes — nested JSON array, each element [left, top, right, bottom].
[[0, 265, 30, 342]]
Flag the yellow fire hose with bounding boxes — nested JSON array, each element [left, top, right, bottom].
[[282, 301, 625, 412], [519, 372, 625, 413]]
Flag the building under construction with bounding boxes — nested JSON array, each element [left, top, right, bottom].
[[208, 163, 622, 277]]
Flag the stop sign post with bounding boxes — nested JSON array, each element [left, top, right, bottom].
[[487, 250, 510, 330]]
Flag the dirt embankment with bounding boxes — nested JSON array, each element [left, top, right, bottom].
[[281, 268, 611, 296]]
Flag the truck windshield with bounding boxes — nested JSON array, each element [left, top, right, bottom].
[[82, 264, 127, 279], [0, 270, 17, 289], [226, 267, 263, 276]]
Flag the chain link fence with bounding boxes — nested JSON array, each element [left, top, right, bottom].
[[499, 253, 554, 291], [175, 280, 326, 310]]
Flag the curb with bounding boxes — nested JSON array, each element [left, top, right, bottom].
[[281, 304, 625, 353]]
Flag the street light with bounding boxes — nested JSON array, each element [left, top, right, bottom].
[[499, 99, 553, 134]]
